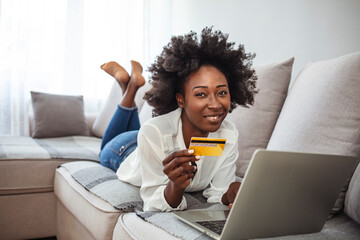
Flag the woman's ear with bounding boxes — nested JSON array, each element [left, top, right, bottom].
[[176, 93, 185, 108]]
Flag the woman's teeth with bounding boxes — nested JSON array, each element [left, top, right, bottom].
[[207, 115, 219, 120]]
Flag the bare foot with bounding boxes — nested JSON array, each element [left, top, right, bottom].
[[129, 60, 145, 88], [119, 60, 146, 108], [101, 61, 130, 93]]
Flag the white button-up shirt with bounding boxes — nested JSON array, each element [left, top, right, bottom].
[[117, 108, 238, 212]]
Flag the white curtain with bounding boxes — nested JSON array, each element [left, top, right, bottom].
[[0, 0, 155, 136]]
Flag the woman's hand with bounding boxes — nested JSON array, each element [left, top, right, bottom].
[[162, 149, 200, 208], [221, 182, 241, 209], [163, 149, 199, 189]]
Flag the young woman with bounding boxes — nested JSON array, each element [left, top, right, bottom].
[[99, 27, 257, 211]]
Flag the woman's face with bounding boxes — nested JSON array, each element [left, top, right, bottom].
[[177, 65, 231, 137]]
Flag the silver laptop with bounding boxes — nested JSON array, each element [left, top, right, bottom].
[[173, 149, 358, 240]]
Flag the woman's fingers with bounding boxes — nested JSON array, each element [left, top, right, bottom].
[[171, 172, 194, 189], [163, 151, 199, 175], [167, 168, 194, 182], [162, 149, 194, 166], [166, 164, 196, 180], [166, 166, 185, 181]]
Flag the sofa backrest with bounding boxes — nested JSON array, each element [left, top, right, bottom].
[[267, 51, 360, 221]]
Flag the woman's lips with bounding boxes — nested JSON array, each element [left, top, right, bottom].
[[204, 113, 223, 123]]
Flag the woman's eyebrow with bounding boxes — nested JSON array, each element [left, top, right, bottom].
[[192, 84, 228, 91], [192, 86, 207, 90]]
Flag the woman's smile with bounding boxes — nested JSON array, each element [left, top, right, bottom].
[[203, 112, 224, 122]]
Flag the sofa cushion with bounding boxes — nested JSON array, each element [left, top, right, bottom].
[[226, 57, 294, 177], [345, 163, 360, 224], [31, 91, 89, 138], [113, 213, 180, 240], [267, 51, 360, 215], [54, 164, 122, 240], [0, 136, 100, 195], [57, 200, 98, 240]]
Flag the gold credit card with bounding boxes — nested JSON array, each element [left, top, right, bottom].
[[189, 137, 226, 156]]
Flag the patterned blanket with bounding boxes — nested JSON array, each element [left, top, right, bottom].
[[62, 161, 143, 211], [0, 136, 101, 161]]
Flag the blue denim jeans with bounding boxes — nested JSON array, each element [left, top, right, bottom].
[[100, 105, 140, 171]]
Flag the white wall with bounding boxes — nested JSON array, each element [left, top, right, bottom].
[[162, 0, 360, 83]]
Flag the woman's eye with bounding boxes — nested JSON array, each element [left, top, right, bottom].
[[218, 90, 228, 96], [195, 92, 206, 97]]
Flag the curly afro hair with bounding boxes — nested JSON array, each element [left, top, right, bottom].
[[144, 27, 258, 116]]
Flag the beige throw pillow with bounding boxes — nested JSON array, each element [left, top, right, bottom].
[[267, 51, 360, 216], [31, 91, 89, 138], [226, 57, 294, 177]]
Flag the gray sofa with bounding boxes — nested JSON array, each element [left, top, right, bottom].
[[1, 52, 360, 240]]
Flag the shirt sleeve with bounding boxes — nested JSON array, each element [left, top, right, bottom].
[[202, 137, 238, 204], [137, 124, 187, 212]]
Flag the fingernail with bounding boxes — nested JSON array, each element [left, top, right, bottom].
[[188, 149, 194, 154], [195, 155, 201, 160], [194, 166, 197, 171]]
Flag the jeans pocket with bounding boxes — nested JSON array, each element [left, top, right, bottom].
[[109, 131, 138, 156], [100, 130, 138, 171], [120, 140, 137, 159]]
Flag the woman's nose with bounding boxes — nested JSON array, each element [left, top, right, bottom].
[[207, 95, 221, 109]]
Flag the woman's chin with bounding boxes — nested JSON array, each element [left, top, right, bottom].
[[204, 123, 222, 133]]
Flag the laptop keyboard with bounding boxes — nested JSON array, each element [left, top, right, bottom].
[[195, 220, 226, 235]]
